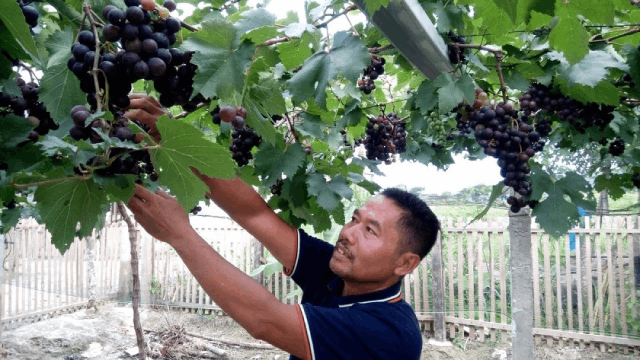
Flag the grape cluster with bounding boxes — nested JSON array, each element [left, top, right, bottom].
[[270, 179, 283, 196], [507, 196, 538, 213], [357, 57, 385, 94], [452, 89, 489, 135], [633, 173, 640, 189], [518, 83, 615, 134], [428, 113, 448, 145], [17, 0, 38, 30], [3, 199, 17, 210], [446, 31, 467, 64], [0, 78, 58, 143], [212, 105, 262, 167], [357, 113, 407, 164], [190, 205, 202, 215], [608, 138, 625, 156], [67, 0, 198, 112], [163, 0, 177, 12]]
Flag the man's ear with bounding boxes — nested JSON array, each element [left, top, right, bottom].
[[394, 252, 421, 277]]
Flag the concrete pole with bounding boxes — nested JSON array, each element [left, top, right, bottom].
[[508, 206, 534, 359], [0, 232, 4, 353]]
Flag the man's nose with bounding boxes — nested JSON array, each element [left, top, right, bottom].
[[342, 225, 357, 245]]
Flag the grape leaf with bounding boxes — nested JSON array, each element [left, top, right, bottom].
[[34, 171, 110, 252], [45, 27, 75, 68], [284, 23, 316, 38], [150, 115, 236, 211], [234, 8, 277, 36], [287, 31, 370, 108], [277, 34, 314, 70], [492, 0, 518, 24], [1, 207, 22, 235], [594, 174, 630, 201], [254, 142, 307, 187], [553, 50, 629, 88], [470, 183, 505, 223], [548, 16, 589, 65], [184, 21, 254, 100], [555, 78, 620, 106], [306, 173, 353, 212], [243, 96, 278, 145], [531, 187, 582, 239], [0, 0, 39, 60], [39, 63, 86, 132], [560, 0, 614, 24], [413, 80, 438, 114], [362, 0, 395, 14], [0, 114, 34, 148]]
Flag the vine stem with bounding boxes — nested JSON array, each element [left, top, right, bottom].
[[589, 26, 640, 43], [18, 61, 39, 82], [494, 52, 508, 103], [83, 4, 103, 112], [315, 4, 358, 29], [368, 45, 393, 54], [117, 202, 147, 360], [74, 13, 87, 42], [10, 175, 91, 189]]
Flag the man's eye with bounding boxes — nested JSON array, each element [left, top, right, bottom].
[[366, 226, 374, 233]]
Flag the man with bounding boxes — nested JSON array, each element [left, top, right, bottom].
[[125, 96, 441, 359]]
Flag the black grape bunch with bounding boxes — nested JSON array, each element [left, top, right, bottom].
[[212, 105, 262, 167], [17, 0, 39, 30], [453, 88, 541, 212], [67, 0, 201, 112], [446, 31, 467, 65], [69, 104, 158, 184], [270, 179, 284, 196], [356, 113, 407, 165], [0, 78, 58, 144], [632, 173, 640, 189], [357, 56, 385, 94], [518, 83, 615, 135], [190, 205, 202, 215]]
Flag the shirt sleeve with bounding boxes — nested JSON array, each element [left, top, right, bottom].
[[297, 303, 422, 360], [283, 228, 335, 293]]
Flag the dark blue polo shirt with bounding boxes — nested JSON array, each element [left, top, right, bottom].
[[285, 229, 422, 360]]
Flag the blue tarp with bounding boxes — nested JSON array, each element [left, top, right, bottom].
[[569, 207, 587, 250]]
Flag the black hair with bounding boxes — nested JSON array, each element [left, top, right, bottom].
[[381, 188, 440, 260]]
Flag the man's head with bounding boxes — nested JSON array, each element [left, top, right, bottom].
[[330, 188, 440, 293]]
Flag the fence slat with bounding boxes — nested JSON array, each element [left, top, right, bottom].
[[585, 218, 595, 350], [628, 216, 638, 338], [477, 230, 484, 342], [467, 229, 475, 340], [555, 234, 563, 340], [457, 223, 464, 320], [543, 234, 553, 346], [489, 230, 496, 343], [576, 231, 584, 348], [605, 231, 616, 337], [447, 218, 455, 339], [499, 231, 507, 342], [617, 229, 628, 347]]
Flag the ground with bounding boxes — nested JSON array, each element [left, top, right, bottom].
[[0, 303, 636, 359]]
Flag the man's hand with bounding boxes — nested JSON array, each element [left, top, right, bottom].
[[127, 185, 196, 245], [124, 94, 171, 143]]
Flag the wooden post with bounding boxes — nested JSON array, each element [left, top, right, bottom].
[[0, 232, 5, 352], [508, 205, 534, 359], [431, 231, 446, 342]]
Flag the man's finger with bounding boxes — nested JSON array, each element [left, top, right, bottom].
[[126, 98, 165, 115], [155, 188, 173, 200], [124, 109, 157, 127], [133, 184, 156, 203], [127, 195, 148, 215]]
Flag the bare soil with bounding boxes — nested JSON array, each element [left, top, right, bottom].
[[1, 303, 636, 359]]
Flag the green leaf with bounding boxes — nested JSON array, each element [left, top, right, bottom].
[[39, 63, 86, 131], [470, 183, 505, 223], [555, 78, 620, 106], [254, 143, 307, 187], [548, 16, 589, 65], [0, 0, 39, 59], [151, 115, 236, 211], [532, 188, 582, 239], [362, 0, 395, 14], [34, 173, 110, 252], [492, 0, 518, 24], [277, 34, 314, 70], [595, 174, 629, 201], [287, 32, 370, 108], [0, 114, 33, 148], [243, 96, 278, 145], [1, 207, 22, 234], [436, 73, 474, 114], [559, 0, 614, 24], [184, 21, 254, 100], [526, 10, 553, 30], [554, 51, 629, 88], [413, 80, 438, 114], [45, 27, 76, 68], [306, 173, 353, 212]]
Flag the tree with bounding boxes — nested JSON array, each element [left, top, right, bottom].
[[2, 0, 640, 354]]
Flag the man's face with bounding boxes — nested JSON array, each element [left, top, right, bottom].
[[329, 195, 405, 284]]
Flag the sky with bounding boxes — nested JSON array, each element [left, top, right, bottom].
[[179, 0, 503, 196]]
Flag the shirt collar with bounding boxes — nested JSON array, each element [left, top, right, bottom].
[[326, 278, 403, 308]]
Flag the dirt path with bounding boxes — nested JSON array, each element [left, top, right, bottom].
[[1, 303, 637, 359]]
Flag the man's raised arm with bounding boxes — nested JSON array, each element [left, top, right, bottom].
[[192, 170, 298, 271]]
